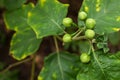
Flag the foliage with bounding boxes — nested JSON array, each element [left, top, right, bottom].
[[1, 0, 120, 80], [4, 3, 41, 60], [38, 52, 80, 80], [0, 62, 19, 80]]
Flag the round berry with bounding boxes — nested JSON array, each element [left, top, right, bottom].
[[80, 53, 90, 63], [62, 17, 73, 27], [85, 29, 95, 39], [78, 11, 87, 20], [85, 18, 96, 29], [62, 34, 72, 43]]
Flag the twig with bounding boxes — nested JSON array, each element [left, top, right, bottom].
[[72, 27, 85, 39], [72, 36, 86, 40], [54, 36, 59, 53], [0, 57, 32, 74], [56, 36, 63, 42], [30, 55, 36, 80]]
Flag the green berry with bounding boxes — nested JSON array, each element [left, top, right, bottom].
[[80, 53, 90, 63], [62, 34, 72, 43], [78, 11, 87, 20], [86, 18, 96, 29], [85, 29, 95, 39], [62, 17, 73, 27]]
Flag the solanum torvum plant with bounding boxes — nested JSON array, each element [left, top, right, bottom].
[[2, 0, 120, 80]]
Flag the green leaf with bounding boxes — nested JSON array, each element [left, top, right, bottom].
[[78, 40, 91, 54], [38, 52, 80, 80], [0, 62, 18, 80], [63, 40, 91, 54], [97, 42, 109, 53], [79, 0, 120, 34], [10, 28, 41, 60], [108, 31, 120, 45], [28, 0, 69, 38], [3, 0, 27, 10], [4, 3, 34, 31], [97, 42, 105, 49], [96, 34, 109, 53], [76, 51, 120, 80], [103, 47, 109, 53], [0, 0, 4, 8], [0, 70, 18, 80], [4, 3, 41, 60]]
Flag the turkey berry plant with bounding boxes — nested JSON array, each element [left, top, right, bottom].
[[1, 0, 120, 80]]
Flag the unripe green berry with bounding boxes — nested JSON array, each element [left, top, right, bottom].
[[62, 17, 73, 27], [85, 29, 95, 39], [62, 34, 72, 43], [86, 18, 96, 29], [78, 11, 87, 20], [80, 53, 90, 63]]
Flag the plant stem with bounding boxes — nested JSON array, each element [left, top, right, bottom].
[[88, 46, 92, 55], [30, 55, 36, 80], [72, 36, 86, 40], [72, 27, 85, 39], [56, 36, 63, 42], [0, 57, 32, 74], [71, 28, 81, 36], [54, 36, 59, 53]]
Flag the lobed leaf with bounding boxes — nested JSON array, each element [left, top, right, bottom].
[[10, 28, 41, 60], [4, 3, 41, 60], [28, 0, 69, 38], [78, 0, 120, 34], [77, 51, 120, 80], [38, 52, 80, 80], [4, 3, 34, 31], [3, 0, 27, 10]]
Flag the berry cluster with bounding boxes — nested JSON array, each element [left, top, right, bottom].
[[62, 11, 96, 63]]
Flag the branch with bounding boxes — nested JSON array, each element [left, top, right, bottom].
[[0, 57, 32, 74]]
